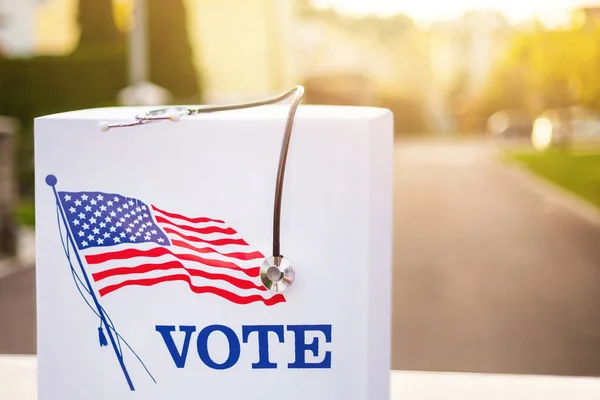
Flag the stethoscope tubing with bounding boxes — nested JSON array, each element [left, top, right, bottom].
[[101, 85, 305, 259]]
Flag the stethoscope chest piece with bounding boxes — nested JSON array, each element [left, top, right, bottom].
[[260, 255, 295, 292]]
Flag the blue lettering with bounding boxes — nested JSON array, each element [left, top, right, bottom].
[[197, 325, 240, 370], [242, 325, 284, 369], [155, 325, 197, 368], [287, 325, 332, 369]]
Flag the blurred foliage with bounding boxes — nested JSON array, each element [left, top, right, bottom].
[[475, 25, 600, 127], [0, 0, 201, 198], [15, 200, 35, 228], [75, 0, 124, 55], [0, 54, 127, 197], [0, 55, 126, 127], [506, 149, 600, 209]]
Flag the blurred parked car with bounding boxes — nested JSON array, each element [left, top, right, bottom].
[[487, 109, 533, 140], [531, 106, 600, 151]]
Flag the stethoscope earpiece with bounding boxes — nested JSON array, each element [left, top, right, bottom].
[[260, 255, 295, 293]]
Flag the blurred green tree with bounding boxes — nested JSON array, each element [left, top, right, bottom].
[[476, 25, 600, 123], [148, 0, 200, 101], [75, 0, 125, 54]]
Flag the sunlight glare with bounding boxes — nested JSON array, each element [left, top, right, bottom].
[[311, 0, 600, 27]]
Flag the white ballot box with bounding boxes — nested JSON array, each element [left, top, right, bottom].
[[34, 104, 393, 400]]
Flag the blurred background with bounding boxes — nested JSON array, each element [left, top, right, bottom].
[[1, 0, 600, 379]]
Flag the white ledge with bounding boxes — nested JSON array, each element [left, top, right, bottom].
[[3, 355, 600, 399]]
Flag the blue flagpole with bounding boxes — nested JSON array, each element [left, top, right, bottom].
[[46, 174, 135, 391]]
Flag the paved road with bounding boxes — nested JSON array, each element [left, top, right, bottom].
[[2, 139, 600, 378], [392, 139, 600, 377], [0, 268, 36, 354]]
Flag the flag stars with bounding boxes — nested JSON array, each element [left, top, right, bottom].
[[62, 192, 162, 248]]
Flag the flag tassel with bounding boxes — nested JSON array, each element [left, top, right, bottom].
[[98, 326, 108, 347]]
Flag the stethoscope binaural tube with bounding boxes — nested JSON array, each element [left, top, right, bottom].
[[99, 86, 305, 293]]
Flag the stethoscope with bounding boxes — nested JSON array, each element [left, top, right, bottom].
[[98, 86, 305, 293]]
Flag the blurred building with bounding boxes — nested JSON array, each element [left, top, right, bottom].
[[427, 11, 515, 133], [429, 11, 514, 99], [0, 0, 47, 56], [293, 11, 432, 103]]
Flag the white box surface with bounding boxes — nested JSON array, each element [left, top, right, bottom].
[[34, 104, 393, 399]]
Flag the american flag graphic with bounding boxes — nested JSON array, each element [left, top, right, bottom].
[[57, 190, 285, 306]]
